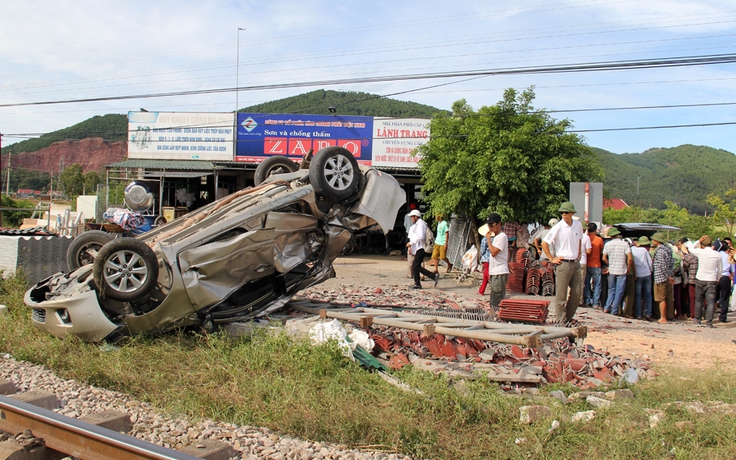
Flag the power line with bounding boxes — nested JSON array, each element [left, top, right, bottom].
[[570, 121, 736, 133], [551, 101, 736, 113], [3, 53, 736, 109]]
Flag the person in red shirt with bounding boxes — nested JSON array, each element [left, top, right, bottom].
[[584, 223, 604, 308]]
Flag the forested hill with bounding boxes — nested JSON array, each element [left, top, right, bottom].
[[594, 144, 736, 215], [3, 114, 128, 155], [1, 91, 446, 156], [240, 89, 447, 117]]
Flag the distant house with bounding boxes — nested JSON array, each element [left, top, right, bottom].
[[17, 189, 35, 198], [603, 198, 629, 210]]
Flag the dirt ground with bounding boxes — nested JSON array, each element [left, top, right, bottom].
[[319, 254, 736, 370]]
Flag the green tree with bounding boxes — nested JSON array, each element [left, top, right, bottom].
[[417, 87, 603, 244], [706, 190, 736, 237], [83, 171, 102, 195], [603, 206, 662, 225], [59, 164, 84, 199], [10, 168, 51, 191], [1, 195, 35, 228]]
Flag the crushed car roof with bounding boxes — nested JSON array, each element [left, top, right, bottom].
[[613, 222, 681, 238]]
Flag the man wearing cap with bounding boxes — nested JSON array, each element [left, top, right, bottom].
[[403, 203, 418, 275], [631, 236, 653, 319], [681, 235, 722, 327], [584, 223, 604, 309], [485, 213, 510, 316], [542, 202, 584, 324], [602, 227, 632, 316], [651, 232, 675, 324], [406, 209, 440, 289]]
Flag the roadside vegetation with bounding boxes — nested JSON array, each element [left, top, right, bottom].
[[1, 273, 735, 459]]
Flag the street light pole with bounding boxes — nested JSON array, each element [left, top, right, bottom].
[[236, 27, 246, 113]]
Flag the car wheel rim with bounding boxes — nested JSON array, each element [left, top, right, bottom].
[[324, 154, 354, 191], [103, 250, 149, 293]]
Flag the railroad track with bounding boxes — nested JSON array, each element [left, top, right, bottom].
[[0, 390, 233, 460]]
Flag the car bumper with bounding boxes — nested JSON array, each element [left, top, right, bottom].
[[24, 289, 120, 342]]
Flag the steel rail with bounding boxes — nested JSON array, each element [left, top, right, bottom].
[[0, 394, 201, 460]]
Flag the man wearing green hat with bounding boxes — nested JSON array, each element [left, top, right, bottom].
[[651, 232, 674, 324], [542, 201, 585, 324]]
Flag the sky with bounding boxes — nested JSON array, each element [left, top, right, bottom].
[[2, 0, 736, 154]]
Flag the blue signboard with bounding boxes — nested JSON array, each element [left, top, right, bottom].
[[235, 113, 374, 164]]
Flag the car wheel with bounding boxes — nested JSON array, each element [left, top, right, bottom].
[[93, 237, 159, 302], [308, 146, 360, 203], [67, 230, 115, 271], [153, 215, 167, 226], [254, 156, 299, 185]]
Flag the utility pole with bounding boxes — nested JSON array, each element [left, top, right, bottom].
[[0, 132, 3, 228], [5, 151, 10, 197], [236, 27, 245, 113]]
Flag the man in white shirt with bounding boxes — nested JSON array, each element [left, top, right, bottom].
[[542, 202, 584, 325], [682, 235, 722, 327], [406, 209, 439, 290], [486, 213, 510, 316]]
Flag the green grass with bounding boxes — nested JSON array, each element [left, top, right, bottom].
[[1, 273, 735, 459]]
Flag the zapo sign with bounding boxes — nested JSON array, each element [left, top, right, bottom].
[[236, 113, 429, 168], [236, 113, 372, 164]]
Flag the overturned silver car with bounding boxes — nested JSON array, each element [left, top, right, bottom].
[[25, 147, 405, 342]]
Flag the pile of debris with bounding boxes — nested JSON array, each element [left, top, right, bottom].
[[367, 328, 652, 389], [291, 285, 652, 390]]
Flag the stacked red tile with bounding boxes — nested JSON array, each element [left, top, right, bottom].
[[526, 265, 542, 295], [497, 298, 549, 324], [505, 262, 526, 293], [540, 261, 555, 296]]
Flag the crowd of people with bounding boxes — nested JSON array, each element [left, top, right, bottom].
[[403, 201, 735, 327]]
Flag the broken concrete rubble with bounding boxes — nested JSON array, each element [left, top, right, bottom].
[[586, 396, 612, 408], [571, 410, 596, 423], [519, 405, 552, 424], [276, 285, 654, 389]]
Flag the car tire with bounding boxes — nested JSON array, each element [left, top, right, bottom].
[[67, 230, 115, 271], [308, 146, 360, 203], [93, 237, 159, 302], [254, 156, 299, 185], [153, 215, 167, 226]]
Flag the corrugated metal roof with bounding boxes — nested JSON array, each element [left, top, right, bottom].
[[0, 227, 51, 236], [106, 159, 218, 170]]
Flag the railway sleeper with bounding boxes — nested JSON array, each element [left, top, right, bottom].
[[0, 392, 215, 460]]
